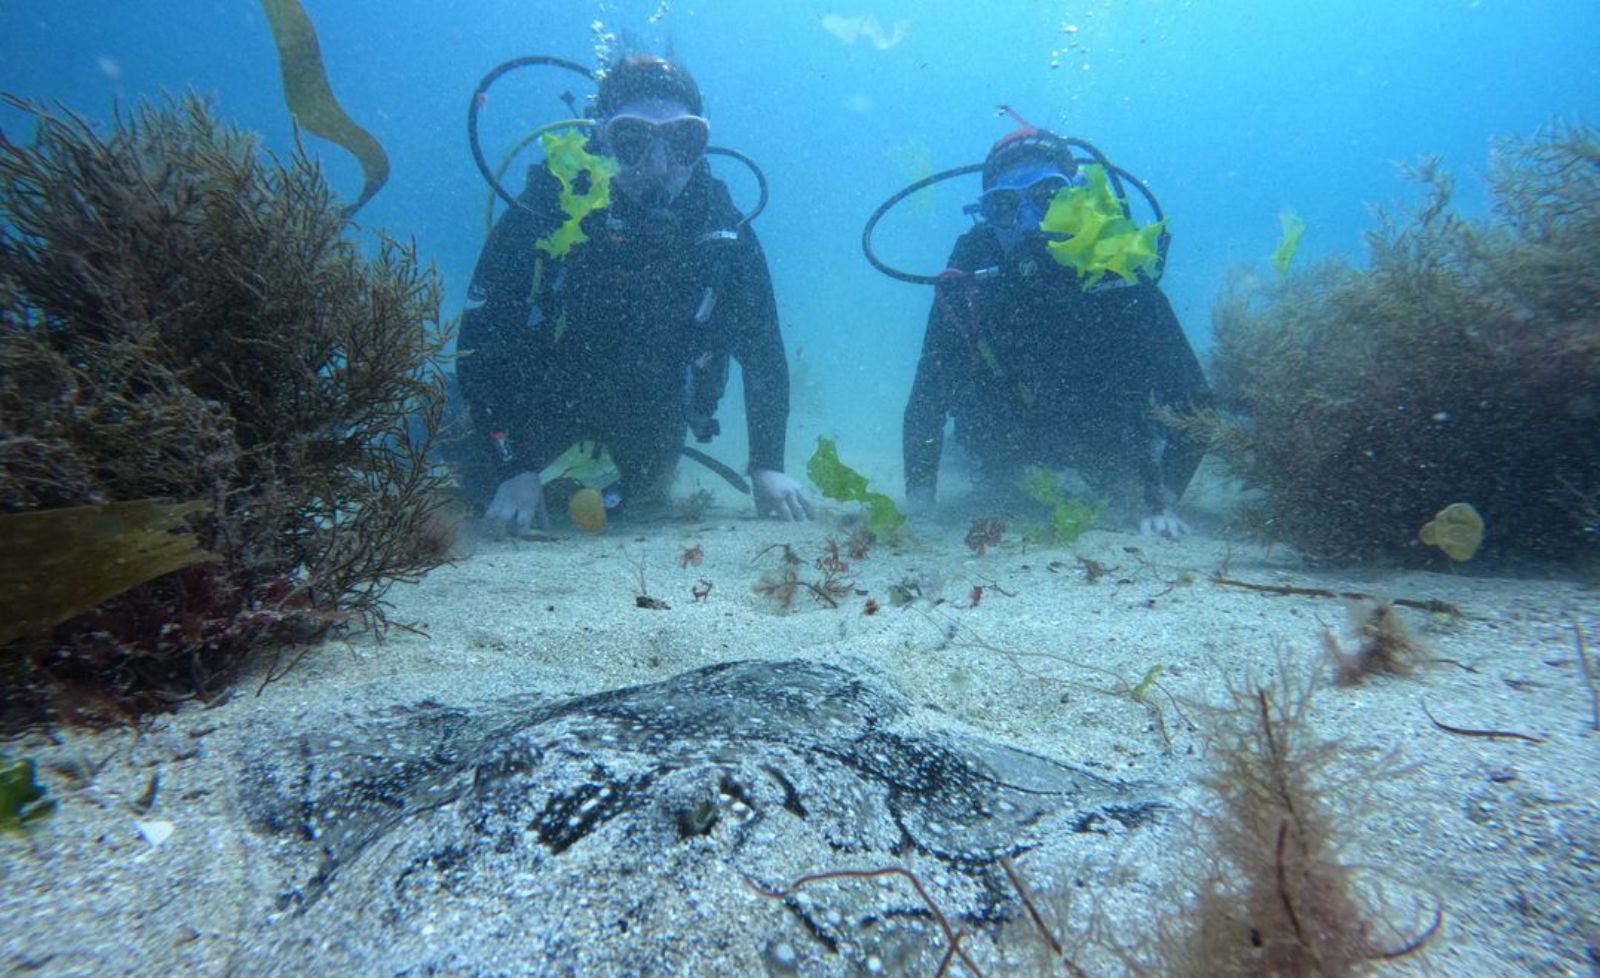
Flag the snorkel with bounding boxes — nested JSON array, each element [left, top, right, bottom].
[[467, 54, 769, 237], [862, 106, 1170, 287]]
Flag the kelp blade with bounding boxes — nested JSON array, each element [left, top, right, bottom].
[[261, 0, 389, 214], [0, 500, 219, 646]]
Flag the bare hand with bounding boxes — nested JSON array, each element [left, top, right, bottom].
[[485, 471, 548, 536], [752, 469, 813, 521], [1139, 508, 1189, 539]]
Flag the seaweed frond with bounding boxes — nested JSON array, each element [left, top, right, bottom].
[[1187, 121, 1600, 563], [1, 93, 455, 727], [1163, 667, 1441, 977], [1324, 600, 1429, 687]]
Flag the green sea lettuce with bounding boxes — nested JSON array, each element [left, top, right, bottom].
[[1271, 209, 1307, 278], [1021, 466, 1103, 544], [1040, 164, 1164, 288], [536, 129, 620, 259], [1, 757, 55, 834], [806, 437, 905, 538]]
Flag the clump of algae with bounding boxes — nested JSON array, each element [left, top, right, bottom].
[[1176, 122, 1600, 565], [1039, 164, 1164, 287], [535, 128, 618, 259], [1020, 466, 1103, 545], [0, 94, 454, 727], [1418, 502, 1484, 561]]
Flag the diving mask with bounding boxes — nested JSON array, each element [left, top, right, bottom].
[[602, 112, 710, 168], [971, 161, 1082, 253], [976, 171, 1072, 228]]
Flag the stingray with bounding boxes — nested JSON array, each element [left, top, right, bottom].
[[237, 658, 1159, 973]]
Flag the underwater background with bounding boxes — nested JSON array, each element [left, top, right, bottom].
[[5, 7, 1600, 973], [3, 0, 1598, 491]]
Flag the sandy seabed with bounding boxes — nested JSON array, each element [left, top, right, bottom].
[[2, 487, 1597, 977]]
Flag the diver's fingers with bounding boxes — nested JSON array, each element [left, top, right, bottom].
[[793, 492, 814, 521]]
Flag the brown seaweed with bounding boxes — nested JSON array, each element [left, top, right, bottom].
[[0, 93, 453, 727], [1175, 122, 1600, 565]]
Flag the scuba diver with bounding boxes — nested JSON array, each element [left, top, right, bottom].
[[866, 110, 1210, 537], [457, 52, 812, 533]]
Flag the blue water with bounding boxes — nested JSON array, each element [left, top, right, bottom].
[[4, 0, 1597, 487]]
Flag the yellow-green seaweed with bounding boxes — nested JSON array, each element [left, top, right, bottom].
[[0, 757, 55, 833], [484, 119, 592, 239], [539, 440, 619, 490], [1020, 466, 1104, 544], [1039, 164, 1165, 288], [0, 499, 218, 647], [1130, 664, 1165, 703], [1270, 209, 1307, 278], [1418, 502, 1484, 561], [536, 129, 620, 259], [261, 0, 389, 215], [806, 437, 905, 538]]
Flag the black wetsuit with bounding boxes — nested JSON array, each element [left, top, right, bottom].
[[902, 230, 1210, 516], [457, 161, 790, 503]]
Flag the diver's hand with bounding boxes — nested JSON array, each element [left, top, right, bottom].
[[905, 486, 936, 520], [1139, 508, 1189, 539], [485, 471, 548, 537], [752, 469, 813, 521]]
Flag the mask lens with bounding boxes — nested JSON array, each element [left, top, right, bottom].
[[660, 117, 709, 165], [604, 117, 654, 166], [980, 175, 1070, 227], [604, 115, 709, 168], [980, 188, 1024, 226], [1026, 176, 1069, 213]]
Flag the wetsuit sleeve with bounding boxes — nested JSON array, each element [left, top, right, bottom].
[[455, 173, 559, 477], [722, 230, 790, 474], [1128, 285, 1213, 509], [904, 232, 991, 497], [902, 281, 963, 497]]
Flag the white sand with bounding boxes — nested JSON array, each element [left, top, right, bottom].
[[2, 490, 1596, 977]]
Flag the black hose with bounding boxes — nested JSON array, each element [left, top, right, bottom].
[[680, 445, 750, 494], [705, 146, 768, 230], [468, 55, 595, 212], [861, 163, 985, 285], [861, 144, 1171, 286]]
